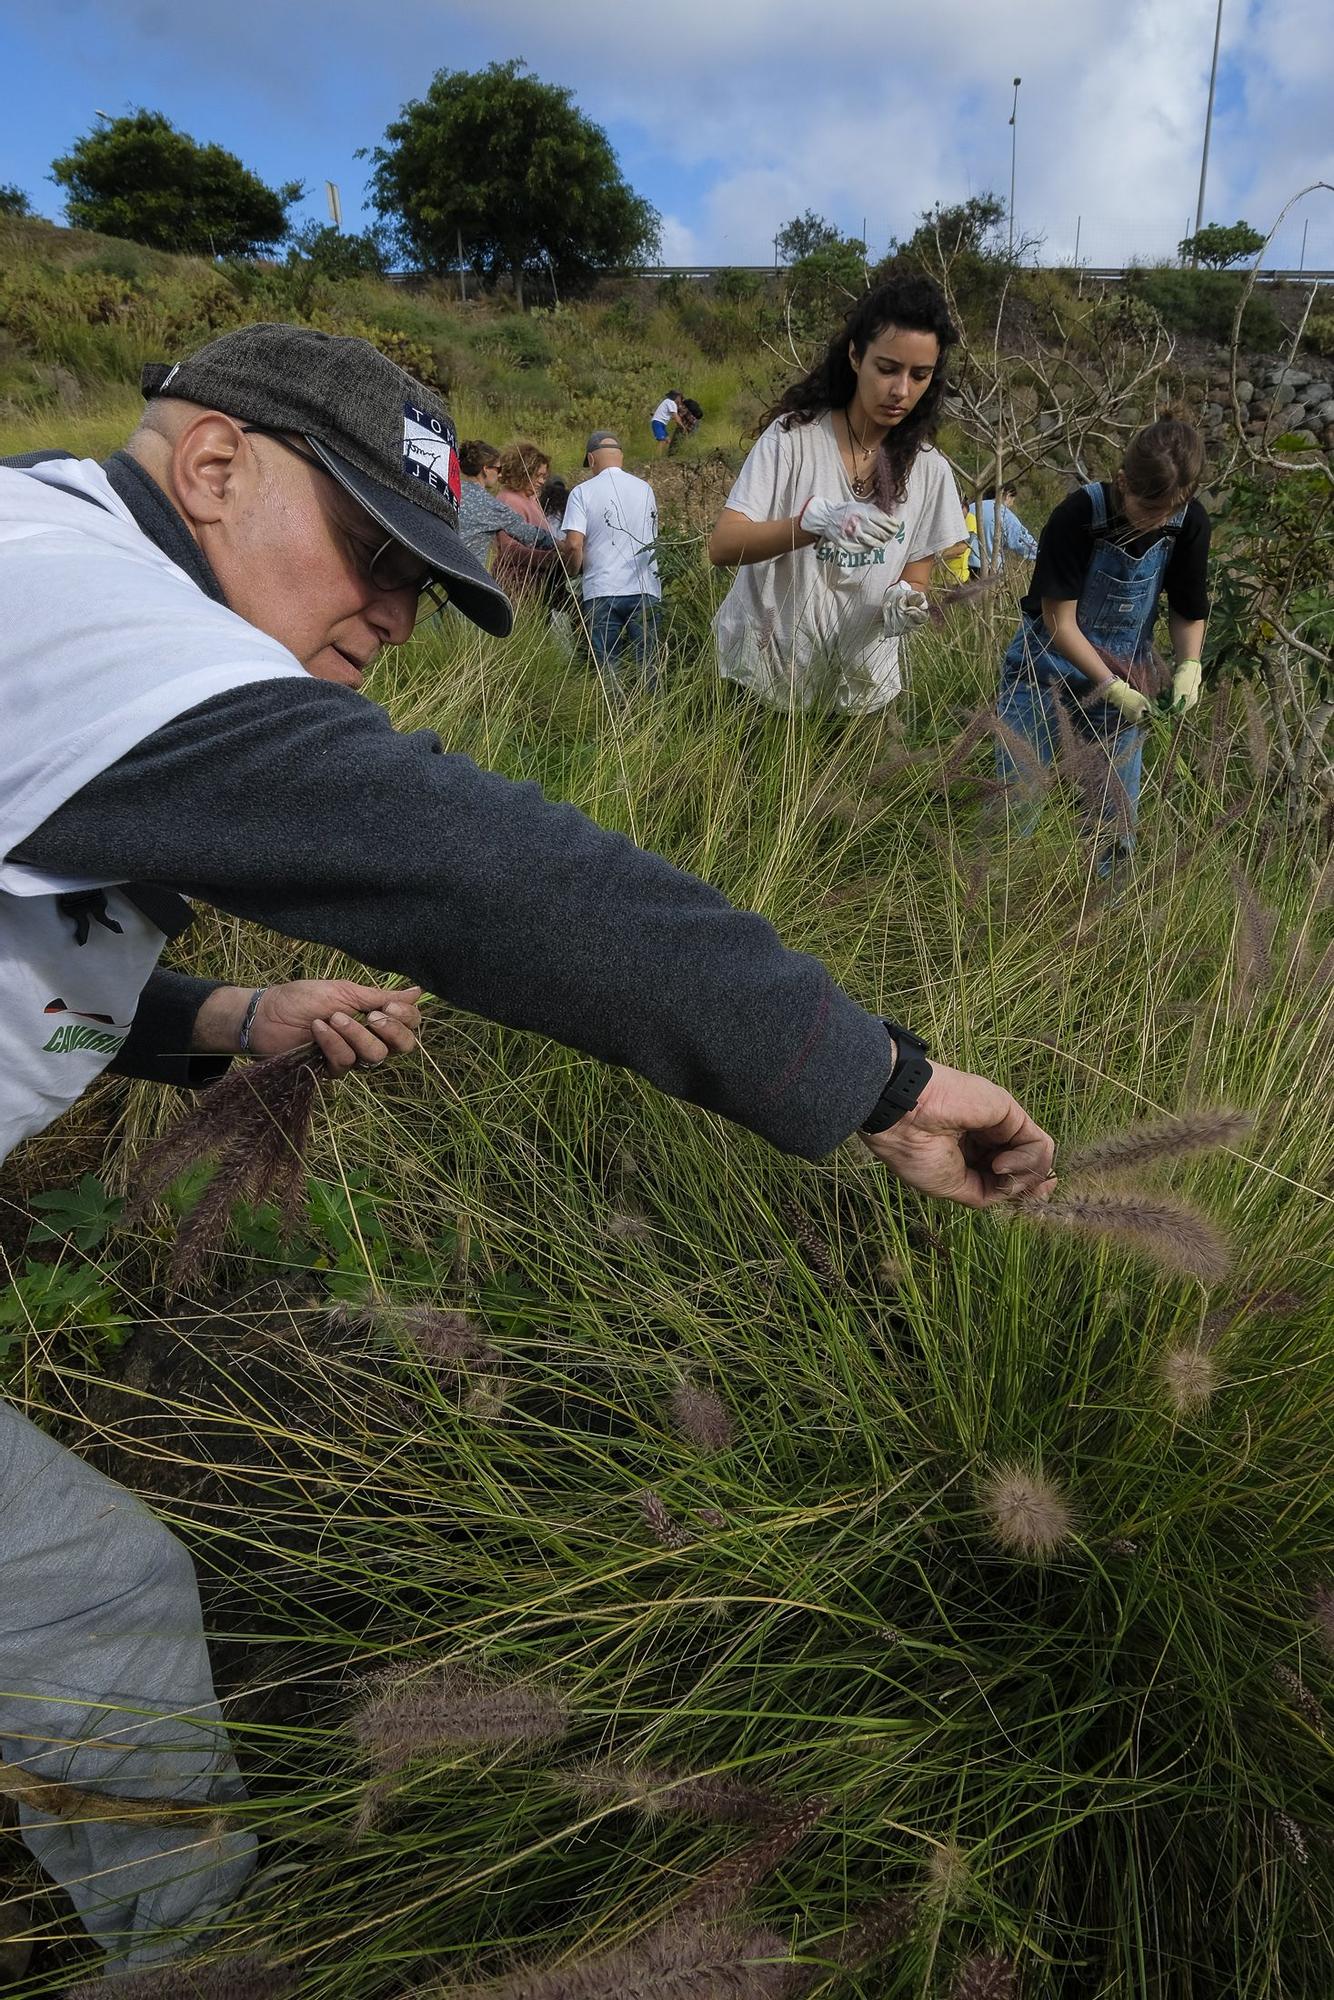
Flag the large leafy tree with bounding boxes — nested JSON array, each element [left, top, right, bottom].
[[370, 61, 660, 306], [51, 111, 301, 257]]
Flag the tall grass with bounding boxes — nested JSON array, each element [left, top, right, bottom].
[[5, 560, 1332, 1996]]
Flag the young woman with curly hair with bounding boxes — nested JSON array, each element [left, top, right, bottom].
[[707, 275, 967, 713]]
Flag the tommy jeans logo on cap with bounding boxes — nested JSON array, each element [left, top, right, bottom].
[[403, 403, 462, 508]]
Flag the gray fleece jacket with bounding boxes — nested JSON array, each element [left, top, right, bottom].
[[7, 451, 894, 1158]]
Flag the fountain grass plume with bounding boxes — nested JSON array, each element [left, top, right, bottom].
[[65, 1956, 297, 1999], [1063, 1107, 1253, 1178], [400, 1305, 497, 1370], [1231, 866, 1278, 1009], [639, 1488, 693, 1549], [127, 1047, 327, 1288], [351, 1665, 569, 1775], [429, 1919, 795, 1999], [1050, 690, 1133, 832], [1272, 1662, 1323, 1733], [949, 1954, 1018, 2000], [779, 1199, 837, 1286], [1014, 1186, 1232, 1283], [561, 1759, 781, 1824], [668, 1380, 733, 1455], [1157, 1346, 1221, 1412], [989, 712, 1052, 794], [981, 1465, 1076, 1559], [924, 1840, 973, 1907], [685, 1794, 831, 1918]]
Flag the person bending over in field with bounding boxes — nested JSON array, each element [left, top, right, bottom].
[[707, 275, 967, 717], [994, 418, 1210, 877], [0, 323, 1053, 1975]]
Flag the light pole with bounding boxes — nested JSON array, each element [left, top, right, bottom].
[[1190, 0, 1225, 266], [1008, 77, 1022, 257]]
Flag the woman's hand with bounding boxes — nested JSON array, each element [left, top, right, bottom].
[[861, 1061, 1056, 1209], [194, 981, 422, 1075]]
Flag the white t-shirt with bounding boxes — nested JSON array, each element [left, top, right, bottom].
[[651, 397, 680, 430], [561, 467, 662, 603], [713, 414, 966, 712]]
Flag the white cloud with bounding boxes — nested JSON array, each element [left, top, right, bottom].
[[442, 0, 1334, 266], [656, 212, 702, 265]]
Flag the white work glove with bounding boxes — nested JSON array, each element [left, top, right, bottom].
[[882, 580, 932, 637], [799, 495, 903, 554], [1102, 677, 1152, 726], [1171, 658, 1203, 712]]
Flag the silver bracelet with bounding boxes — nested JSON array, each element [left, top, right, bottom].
[[238, 987, 266, 1055]]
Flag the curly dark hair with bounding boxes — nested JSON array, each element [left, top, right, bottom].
[[765, 275, 958, 507]]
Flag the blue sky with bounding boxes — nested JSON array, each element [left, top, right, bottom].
[[3, 0, 1331, 269]]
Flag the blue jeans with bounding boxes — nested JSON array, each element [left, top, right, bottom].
[[586, 595, 661, 687], [995, 668, 1142, 877]]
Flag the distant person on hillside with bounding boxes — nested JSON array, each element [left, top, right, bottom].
[[651, 390, 686, 455], [493, 441, 564, 598], [969, 482, 1038, 574], [994, 418, 1210, 877], [561, 430, 663, 686], [458, 438, 556, 569], [539, 473, 570, 534], [706, 275, 966, 715]]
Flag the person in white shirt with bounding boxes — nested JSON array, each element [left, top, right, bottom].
[[708, 275, 967, 715], [650, 391, 684, 454], [561, 432, 663, 685]]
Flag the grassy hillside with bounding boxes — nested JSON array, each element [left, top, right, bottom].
[[0, 216, 763, 475]]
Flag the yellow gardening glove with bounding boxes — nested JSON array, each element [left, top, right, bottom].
[[1171, 658, 1203, 712], [1102, 677, 1152, 726]]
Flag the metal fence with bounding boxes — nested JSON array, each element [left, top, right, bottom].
[[390, 263, 1334, 289]]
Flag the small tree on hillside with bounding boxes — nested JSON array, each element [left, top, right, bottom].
[[370, 60, 660, 306], [1179, 220, 1265, 269], [287, 219, 391, 280], [50, 111, 301, 257], [905, 193, 1008, 263], [0, 184, 32, 217], [776, 210, 842, 263]]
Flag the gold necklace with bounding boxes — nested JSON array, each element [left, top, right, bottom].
[[844, 406, 880, 497]]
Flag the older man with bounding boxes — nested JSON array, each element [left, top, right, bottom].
[[561, 429, 664, 683], [0, 323, 1053, 1971]]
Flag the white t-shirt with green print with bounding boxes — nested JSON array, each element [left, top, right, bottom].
[[713, 413, 965, 712]]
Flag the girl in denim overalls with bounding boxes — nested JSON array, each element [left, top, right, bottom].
[[995, 420, 1210, 877]]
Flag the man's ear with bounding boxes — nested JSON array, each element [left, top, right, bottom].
[[169, 411, 247, 528]]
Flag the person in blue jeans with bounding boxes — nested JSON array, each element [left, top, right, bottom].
[[995, 419, 1211, 876], [968, 482, 1038, 574], [561, 432, 664, 689]]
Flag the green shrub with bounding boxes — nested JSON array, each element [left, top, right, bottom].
[[1301, 312, 1334, 360], [1122, 266, 1282, 349]]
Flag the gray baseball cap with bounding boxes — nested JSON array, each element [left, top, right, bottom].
[[585, 430, 621, 459], [141, 323, 513, 637]]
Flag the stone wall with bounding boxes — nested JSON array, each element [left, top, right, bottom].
[[1195, 359, 1334, 458]]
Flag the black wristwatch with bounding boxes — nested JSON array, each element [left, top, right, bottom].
[[859, 1019, 933, 1134]]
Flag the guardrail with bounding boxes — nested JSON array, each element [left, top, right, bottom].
[[389, 264, 1334, 288]]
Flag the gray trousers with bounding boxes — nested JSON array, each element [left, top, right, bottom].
[[0, 1398, 255, 1970]]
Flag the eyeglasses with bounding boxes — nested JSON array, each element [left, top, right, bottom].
[[241, 426, 449, 615]]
